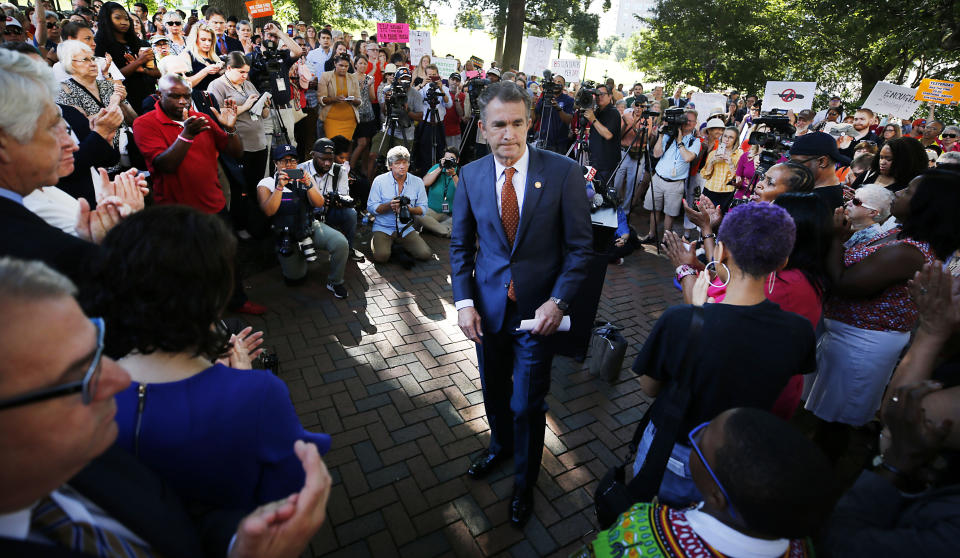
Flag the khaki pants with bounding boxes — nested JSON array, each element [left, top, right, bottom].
[[370, 230, 432, 263], [416, 208, 452, 237]]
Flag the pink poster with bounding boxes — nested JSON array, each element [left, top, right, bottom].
[[376, 22, 410, 43]]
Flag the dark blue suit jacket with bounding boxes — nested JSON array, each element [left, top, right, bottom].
[[450, 146, 593, 333]]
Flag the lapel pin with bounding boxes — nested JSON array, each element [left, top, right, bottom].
[[534, 181, 542, 189]]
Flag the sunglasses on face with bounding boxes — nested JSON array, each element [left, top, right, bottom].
[[943, 134, 958, 139], [166, 21, 182, 26], [3, 28, 24, 35], [848, 197, 877, 210]]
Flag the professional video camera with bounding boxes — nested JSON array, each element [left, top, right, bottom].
[[575, 80, 598, 110], [465, 77, 489, 117], [541, 70, 562, 104], [271, 169, 318, 262], [395, 195, 412, 224], [383, 70, 413, 128], [657, 106, 687, 138], [249, 36, 285, 94], [748, 111, 796, 174], [424, 80, 444, 107]]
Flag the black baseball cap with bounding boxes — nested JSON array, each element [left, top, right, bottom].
[[789, 132, 851, 165], [311, 138, 335, 154], [449, 72, 461, 82]]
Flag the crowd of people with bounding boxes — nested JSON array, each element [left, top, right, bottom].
[[1, 1, 960, 556]]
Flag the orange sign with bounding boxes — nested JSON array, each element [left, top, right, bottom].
[[245, 0, 274, 19], [914, 78, 960, 105]]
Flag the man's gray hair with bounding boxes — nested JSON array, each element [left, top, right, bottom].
[[57, 39, 94, 77], [386, 145, 410, 167], [942, 125, 960, 136], [477, 81, 532, 124], [937, 151, 960, 166], [0, 50, 59, 144], [0, 258, 78, 304]]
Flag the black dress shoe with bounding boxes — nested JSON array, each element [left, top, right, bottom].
[[510, 487, 533, 528], [467, 450, 505, 479]]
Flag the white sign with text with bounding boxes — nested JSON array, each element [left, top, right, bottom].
[[863, 81, 923, 120], [409, 30, 432, 66], [762, 81, 816, 111], [522, 36, 554, 78], [550, 59, 582, 84]]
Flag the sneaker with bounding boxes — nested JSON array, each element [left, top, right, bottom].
[[349, 249, 365, 262], [326, 282, 348, 299], [235, 301, 267, 315]]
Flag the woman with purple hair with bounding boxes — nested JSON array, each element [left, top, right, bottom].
[[630, 203, 817, 508]]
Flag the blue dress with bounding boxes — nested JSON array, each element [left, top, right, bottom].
[[114, 364, 331, 511]]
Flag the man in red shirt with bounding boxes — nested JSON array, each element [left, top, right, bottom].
[[133, 75, 266, 314]]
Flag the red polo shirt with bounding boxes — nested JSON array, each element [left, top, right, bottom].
[[132, 101, 229, 214]]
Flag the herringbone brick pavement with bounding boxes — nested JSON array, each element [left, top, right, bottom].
[[234, 220, 681, 558]]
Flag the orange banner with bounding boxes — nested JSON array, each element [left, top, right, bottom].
[[914, 78, 960, 105], [245, 0, 274, 19]]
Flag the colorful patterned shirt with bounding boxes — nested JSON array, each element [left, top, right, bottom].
[[572, 503, 813, 558], [825, 227, 935, 331]]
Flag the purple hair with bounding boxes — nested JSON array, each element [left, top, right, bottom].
[[718, 203, 796, 277]]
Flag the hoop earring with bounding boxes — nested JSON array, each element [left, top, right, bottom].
[[705, 260, 731, 288], [767, 272, 777, 295]]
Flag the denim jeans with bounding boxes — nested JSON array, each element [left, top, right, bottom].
[[323, 206, 357, 251], [632, 421, 703, 508], [277, 220, 348, 284]]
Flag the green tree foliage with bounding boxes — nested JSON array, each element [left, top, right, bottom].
[[632, 0, 960, 106]]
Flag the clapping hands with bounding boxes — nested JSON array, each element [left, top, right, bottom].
[[216, 326, 265, 369]]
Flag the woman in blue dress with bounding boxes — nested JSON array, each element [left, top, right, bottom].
[[81, 205, 331, 511]]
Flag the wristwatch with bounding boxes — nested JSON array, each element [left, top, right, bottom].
[[550, 296, 569, 312]]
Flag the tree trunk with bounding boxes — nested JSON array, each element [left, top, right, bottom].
[[494, 23, 505, 64], [394, 0, 409, 24], [297, 0, 312, 24], [207, 0, 248, 20], [501, 0, 525, 71]]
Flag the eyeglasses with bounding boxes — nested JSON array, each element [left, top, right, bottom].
[[3, 28, 24, 35], [943, 133, 958, 139], [0, 317, 105, 411], [46, 22, 58, 29], [73, 56, 96, 64], [688, 421, 738, 519], [166, 20, 182, 26]]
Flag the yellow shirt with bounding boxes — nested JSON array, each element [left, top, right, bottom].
[[700, 149, 742, 193]]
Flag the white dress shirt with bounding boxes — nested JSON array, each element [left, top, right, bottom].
[[419, 83, 454, 122], [455, 144, 531, 310]]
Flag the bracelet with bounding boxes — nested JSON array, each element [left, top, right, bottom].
[[702, 233, 717, 240], [177, 135, 194, 144], [877, 459, 907, 478], [676, 264, 697, 281]]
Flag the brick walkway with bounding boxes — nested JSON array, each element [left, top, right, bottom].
[[235, 222, 681, 558]]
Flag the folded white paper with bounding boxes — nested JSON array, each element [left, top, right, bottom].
[[516, 316, 571, 332]]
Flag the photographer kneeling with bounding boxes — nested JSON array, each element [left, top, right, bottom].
[[367, 146, 433, 264], [418, 146, 460, 237], [257, 144, 349, 298], [299, 138, 365, 262]]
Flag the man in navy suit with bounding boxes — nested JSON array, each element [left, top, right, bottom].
[[449, 81, 593, 527]]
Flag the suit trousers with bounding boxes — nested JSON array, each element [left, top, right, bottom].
[[478, 301, 555, 491]]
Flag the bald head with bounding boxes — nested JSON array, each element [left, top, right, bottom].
[[158, 75, 193, 120], [158, 74, 191, 94]]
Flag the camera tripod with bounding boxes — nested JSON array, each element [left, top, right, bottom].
[[534, 95, 556, 151], [458, 98, 482, 163], [565, 109, 591, 167], [604, 116, 658, 252], [414, 98, 444, 174], [374, 104, 403, 173]]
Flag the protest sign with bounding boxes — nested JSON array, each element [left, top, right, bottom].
[[409, 30, 431, 65], [689, 92, 728, 125], [432, 56, 458, 78], [469, 55, 484, 69], [915, 78, 960, 105], [862, 81, 923, 119], [522, 36, 553, 78], [762, 81, 816, 111], [550, 59, 582, 84], [245, 0, 273, 18], [376, 22, 409, 43]]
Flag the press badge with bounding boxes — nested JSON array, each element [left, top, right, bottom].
[[276, 78, 287, 92], [442, 202, 450, 213]]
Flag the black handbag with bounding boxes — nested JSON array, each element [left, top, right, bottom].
[[589, 322, 628, 384], [593, 305, 704, 529]]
